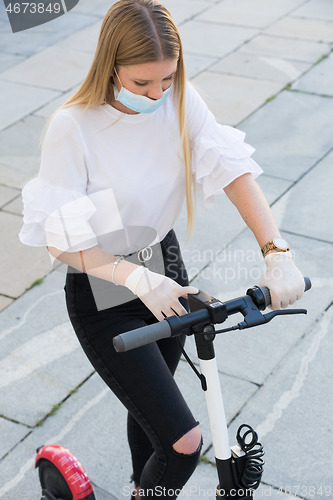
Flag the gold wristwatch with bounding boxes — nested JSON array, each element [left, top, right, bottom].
[[261, 237, 290, 258]]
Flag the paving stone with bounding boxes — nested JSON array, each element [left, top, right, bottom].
[[0, 52, 25, 72], [0, 295, 14, 311], [272, 151, 333, 243], [0, 330, 302, 498], [174, 192, 249, 281], [0, 270, 93, 427], [0, 334, 314, 499], [34, 88, 80, 118], [256, 174, 292, 203], [176, 358, 258, 439], [0, 373, 130, 500], [53, 21, 101, 54], [188, 463, 301, 499], [191, 71, 282, 125], [179, 21, 258, 59], [185, 52, 218, 79], [265, 17, 333, 43], [0, 0, 332, 494], [2, 194, 23, 215], [187, 230, 333, 385], [159, 0, 208, 25], [0, 80, 58, 131], [187, 463, 296, 499], [0, 255, 255, 440], [0, 243, 328, 500], [0, 185, 19, 208], [178, 462, 219, 498], [174, 174, 292, 281], [0, 11, 7, 27], [0, 269, 67, 349], [0, 318, 256, 500], [239, 90, 333, 181], [0, 417, 30, 460], [239, 35, 331, 64], [72, 0, 117, 16], [0, 211, 52, 297], [0, 114, 46, 189], [0, 321, 94, 427], [290, 0, 333, 22], [0, 30, 50, 57], [197, 0, 306, 29], [0, 8, 98, 57], [292, 52, 333, 96], [222, 307, 333, 498], [0, 366, 242, 499], [210, 52, 310, 84], [1, 45, 95, 92]]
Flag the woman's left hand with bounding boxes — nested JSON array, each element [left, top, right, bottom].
[[259, 251, 304, 310]]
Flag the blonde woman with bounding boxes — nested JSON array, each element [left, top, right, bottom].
[[19, 0, 304, 498]]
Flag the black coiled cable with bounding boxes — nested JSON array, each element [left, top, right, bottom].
[[236, 424, 265, 490]]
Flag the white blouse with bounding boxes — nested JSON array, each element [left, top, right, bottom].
[[19, 82, 262, 256]]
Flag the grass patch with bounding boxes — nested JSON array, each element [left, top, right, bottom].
[[264, 93, 278, 104], [36, 386, 79, 427], [200, 453, 216, 466], [27, 277, 44, 290], [314, 52, 331, 66]]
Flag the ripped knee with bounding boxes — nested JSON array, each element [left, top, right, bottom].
[[172, 425, 202, 455]]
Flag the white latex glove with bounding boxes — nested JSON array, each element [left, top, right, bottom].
[[259, 251, 304, 310], [125, 266, 198, 321]]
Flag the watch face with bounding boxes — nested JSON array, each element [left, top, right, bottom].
[[273, 237, 289, 250]]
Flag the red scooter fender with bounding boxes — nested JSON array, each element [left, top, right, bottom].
[[35, 444, 95, 500]]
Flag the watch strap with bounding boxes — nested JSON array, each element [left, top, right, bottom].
[[261, 241, 290, 258]]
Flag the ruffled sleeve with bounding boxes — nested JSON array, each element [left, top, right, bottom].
[[19, 177, 97, 251], [19, 109, 98, 252], [186, 82, 263, 209]]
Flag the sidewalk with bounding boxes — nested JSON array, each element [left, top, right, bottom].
[[0, 0, 333, 498]]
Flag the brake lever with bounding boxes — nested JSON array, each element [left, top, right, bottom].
[[262, 308, 307, 323], [208, 307, 308, 335], [238, 308, 307, 330]]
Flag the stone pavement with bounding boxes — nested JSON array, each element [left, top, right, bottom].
[[0, 0, 332, 498]]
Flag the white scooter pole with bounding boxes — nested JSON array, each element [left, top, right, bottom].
[[198, 357, 231, 461], [194, 329, 251, 500]]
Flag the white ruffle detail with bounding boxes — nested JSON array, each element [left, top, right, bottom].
[[19, 177, 97, 251], [192, 124, 263, 209]]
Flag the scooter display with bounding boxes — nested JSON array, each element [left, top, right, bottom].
[[36, 278, 311, 500]]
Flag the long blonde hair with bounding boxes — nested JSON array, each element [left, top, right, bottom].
[[61, 0, 195, 236]]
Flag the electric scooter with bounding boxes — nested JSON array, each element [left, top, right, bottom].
[[36, 278, 311, 500]]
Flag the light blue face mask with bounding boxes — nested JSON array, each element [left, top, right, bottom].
[[113, 68, 172, 114]]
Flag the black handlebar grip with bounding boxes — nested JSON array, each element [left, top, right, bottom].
[[113, 320, 172, 353], [304, 276, 311, 292], [262, 276, 311, 308], [261, 286, 272, 308]]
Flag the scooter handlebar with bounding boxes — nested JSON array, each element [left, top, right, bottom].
[[113, 277, 311, 353], [259, 276, 311, 309], [113, 319, 172, 353]]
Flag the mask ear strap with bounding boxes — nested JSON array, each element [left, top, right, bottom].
[[114, 67, 122, 87]]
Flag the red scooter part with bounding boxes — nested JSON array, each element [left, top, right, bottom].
[[35, 445, 95, 500]]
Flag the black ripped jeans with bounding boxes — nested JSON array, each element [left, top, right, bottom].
[[64, 230, 202, 498]]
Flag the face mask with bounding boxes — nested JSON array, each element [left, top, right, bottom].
[[113, 68, 172, 114]]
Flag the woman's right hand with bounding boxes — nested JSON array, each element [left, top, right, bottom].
[[125, 267, 198, 321]]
